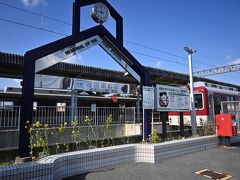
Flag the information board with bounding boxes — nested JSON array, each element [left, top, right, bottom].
[[156, 85, 190, 112], [143, 86, 155, 109]]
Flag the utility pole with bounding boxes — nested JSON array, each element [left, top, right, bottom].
[[183, 47, 197, 136]]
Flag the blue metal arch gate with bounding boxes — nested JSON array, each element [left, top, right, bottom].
[[19, 0, 151, 157]]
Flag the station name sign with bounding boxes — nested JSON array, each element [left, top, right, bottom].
[[73, 79, 130, 94], [64, 36, 101, 56], [35, 35, 141, 84], [35, 36, 101, 73], [99, 38, 141, 82]]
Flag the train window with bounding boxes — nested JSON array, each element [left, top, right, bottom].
[[227, 96, 235, 110], [195, 94, 203, 109]]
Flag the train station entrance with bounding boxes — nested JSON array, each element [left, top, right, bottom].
[[19, 0, 151, 157]]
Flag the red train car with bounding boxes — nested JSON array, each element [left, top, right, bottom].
[[169, 81, 240, 126]]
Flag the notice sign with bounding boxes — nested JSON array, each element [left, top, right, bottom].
[[143, 86, 155, 109], [156, 85, 190, 112]]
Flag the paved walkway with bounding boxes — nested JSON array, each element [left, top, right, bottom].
[[66, 143, 240, 180]]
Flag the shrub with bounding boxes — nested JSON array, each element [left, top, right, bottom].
[[149, 129, 160, 143]]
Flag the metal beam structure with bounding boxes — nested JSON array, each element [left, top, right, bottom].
[[193, 63, 240, 77], [1, 51, 240, 90], [0, 52, 136, 84]]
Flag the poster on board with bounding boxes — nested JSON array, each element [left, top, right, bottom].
[[156, 85, 190, 112]]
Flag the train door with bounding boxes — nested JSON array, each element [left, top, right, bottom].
[[214, 94, 222, 115], [208, 93, 215, 122]]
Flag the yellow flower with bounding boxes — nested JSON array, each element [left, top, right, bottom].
[[44, 124, 48, 128], [59, 127, 64, 133], [35, 121, 41, 127], [64, 122, 67, 126]]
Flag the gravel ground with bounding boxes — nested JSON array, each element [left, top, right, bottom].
[[65, 143, 240, 180]]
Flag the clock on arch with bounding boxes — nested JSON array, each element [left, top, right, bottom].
[[91, 2, 110, 24]]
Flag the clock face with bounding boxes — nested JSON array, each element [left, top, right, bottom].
[[91, 3, 110, 24]]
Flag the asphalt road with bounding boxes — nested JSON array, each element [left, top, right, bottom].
[[65, 143, 240, 180]]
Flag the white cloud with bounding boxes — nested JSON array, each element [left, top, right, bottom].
[[65, 55, 86, 65], [227, 58, 240, 65], [156, 61, 161, 67], [226, 55, 231, 60], [21, 0, 47, 8]]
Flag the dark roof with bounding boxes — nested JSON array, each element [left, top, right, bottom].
[[0, 51, 239, 90]]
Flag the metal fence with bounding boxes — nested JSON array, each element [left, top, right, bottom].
[[0, 106, 20, 128], [0, 106, 136, 129], [221, 101, 240, 130]]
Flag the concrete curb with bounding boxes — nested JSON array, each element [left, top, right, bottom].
[[0, 135, 239, 180]]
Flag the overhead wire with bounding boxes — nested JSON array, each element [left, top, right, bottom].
[[0, 1, 232, 68], [0, 1, 72, 26], [125, 40, 215, 68], [129, 50, 189, 67], [0, 18, 68, 37], [1, 17, 240, 80], [0, 1, 240, 80]]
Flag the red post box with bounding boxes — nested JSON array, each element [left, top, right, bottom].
[[216, 114, 238, 137]]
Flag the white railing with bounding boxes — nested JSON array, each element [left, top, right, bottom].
[[0, 106, 20, 128], [33, 106, 135, 126], [0, 106, 136, 128]]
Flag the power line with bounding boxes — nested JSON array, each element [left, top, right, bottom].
[[125, 40, 216, 68], [0, 2, 240, 81], [1, 17, 240, 81], [0, 1, 229, 70], [0, 1, 72, 26], [129, 50, 189, 67], [0, 18, 68, 37], [0, 17, 190, 67], [125, 40, 186, 59]]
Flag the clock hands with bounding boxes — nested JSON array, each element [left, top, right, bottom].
[[91, 3, 109, 24]]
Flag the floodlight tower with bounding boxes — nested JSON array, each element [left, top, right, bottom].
[[183, 47, 197, 135]]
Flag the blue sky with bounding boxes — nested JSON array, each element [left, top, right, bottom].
[[0, 0, 240, 88]]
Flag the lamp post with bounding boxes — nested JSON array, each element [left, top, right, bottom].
[[183, 47, 197, 136]]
